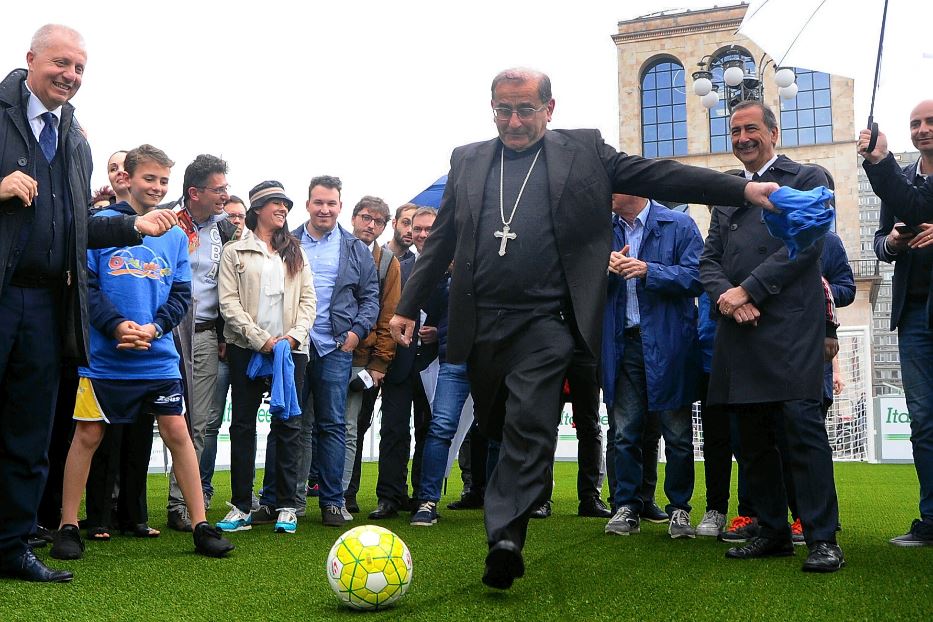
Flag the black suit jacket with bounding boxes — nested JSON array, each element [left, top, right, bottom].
[[872, 158, 925, 330], [700, 155, 827, 404], [865, 153, 933, 226], [395, 128, 749, 364]]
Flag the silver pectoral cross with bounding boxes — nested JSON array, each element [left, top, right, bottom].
[[494, 224, 517, 256]]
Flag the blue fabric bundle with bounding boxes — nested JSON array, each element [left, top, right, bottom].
[[246, 340, 301, 420], [762, 185, 835, 259]]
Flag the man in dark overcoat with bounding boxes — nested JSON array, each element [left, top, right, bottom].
[[0, 24, 175, 583], [700, 100, 843, 572], [389, 68, 779, 589]]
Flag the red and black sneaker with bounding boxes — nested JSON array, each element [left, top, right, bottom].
[[719, 515, 760, 543]]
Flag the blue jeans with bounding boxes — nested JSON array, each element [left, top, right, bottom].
[[611, 334, 694, 514], [293, 348, 352, 509], [200, 358, 230, 499], [418, 363, 471, 502], [898, 301, 933, 521]]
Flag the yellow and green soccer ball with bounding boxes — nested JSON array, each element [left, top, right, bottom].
[[326, 524, 413, 610]]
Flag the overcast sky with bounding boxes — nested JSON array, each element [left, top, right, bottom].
[[3, 1, 927, 237]]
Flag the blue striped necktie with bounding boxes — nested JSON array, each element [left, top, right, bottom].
[[39, 112, 57, 162]]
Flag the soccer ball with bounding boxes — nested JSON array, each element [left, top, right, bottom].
[[326, 524, 413, 610]]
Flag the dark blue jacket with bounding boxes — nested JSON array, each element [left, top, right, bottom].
[[601, 201, 704, 410], [697, 292, 716, 374], [291, 223, 379, 348], [820, 231, 855, 309], [421, 274, 450, 364], [820, 230, 854, 401]]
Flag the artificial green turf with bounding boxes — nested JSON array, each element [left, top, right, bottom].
[[1, 462, 931, 621]]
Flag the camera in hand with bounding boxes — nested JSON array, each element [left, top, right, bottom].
[[349, 369, 375, 392]]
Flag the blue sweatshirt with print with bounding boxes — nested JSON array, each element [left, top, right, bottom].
[[80, 202, 191, 380]]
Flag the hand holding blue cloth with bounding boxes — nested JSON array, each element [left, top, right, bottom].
[[762, 185, 834, 259], [246, 340, 301, 420]]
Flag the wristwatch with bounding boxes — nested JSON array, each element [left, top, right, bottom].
[[133, 218, 145, 241]]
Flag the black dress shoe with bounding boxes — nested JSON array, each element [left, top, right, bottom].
[[27, 536, 47, 549], [725, 536, 795, 559], [34, 526, 55, 543], [640, 500, 669, 523], [802, 542, 845, 573], [482, 540, 525, 590], [447, 490, 484, 510], [0, 550, 73, 583], [367, 502, 399, 520], [530, 500, 552, 519], [578, 497, 612, 518]]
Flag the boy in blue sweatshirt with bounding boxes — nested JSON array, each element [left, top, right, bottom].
[[51, 145, 232, 560]]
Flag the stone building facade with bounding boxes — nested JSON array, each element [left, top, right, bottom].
[[611, 3, 876, 347]]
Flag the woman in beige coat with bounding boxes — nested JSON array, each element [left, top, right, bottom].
[[216, 181, 315, 535]]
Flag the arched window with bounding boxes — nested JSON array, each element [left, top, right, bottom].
[[781, 68, 832, 146], [641, 59, 687, 158], [707, 48, 756, 153]]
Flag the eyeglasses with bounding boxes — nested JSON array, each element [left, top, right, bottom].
[[357, 213, 387, 227], [198, 185, 229, 195], [226, 213, 245, 221], [492, 104, 548, 121]]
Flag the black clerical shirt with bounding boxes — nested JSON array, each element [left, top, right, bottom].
[[473, 142, 569, 309]]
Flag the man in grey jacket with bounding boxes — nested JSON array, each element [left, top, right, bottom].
[[166, 154, 237, 530]]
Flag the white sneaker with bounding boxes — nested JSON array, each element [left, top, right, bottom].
[[340, 505, 354, 521], [275, 508, 298, 534], [696, 510, 727, 537], [216, 503, 252, 532]]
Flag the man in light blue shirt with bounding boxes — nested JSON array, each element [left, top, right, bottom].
[[269, 175, 378, 527]]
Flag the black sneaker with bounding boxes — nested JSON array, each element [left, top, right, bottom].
[[193, 522, 235, 558], [530, 500, 552, 519], [889, 518, 933, 547], [322, 505, 349, 527], [50, 525, 84, 560], [167, 506, 193, 532], [640, 500, 669, 523], [410, 501, 439, 526], [719, 516, 760, 542], [448, 490, 484, 510], [578, 497, 612, 518], [251, 505, 276, 525]]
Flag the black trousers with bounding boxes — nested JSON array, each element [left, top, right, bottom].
[[0, 286, 62, 565], [467, 307, 574, 549], [37, 365, 79, 529], [564, 355, 603, 501], [84, 414, 155, 529], [734, 399, 839, 544], [227, 344, 306, 513], [375, 369, 431, 507]]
